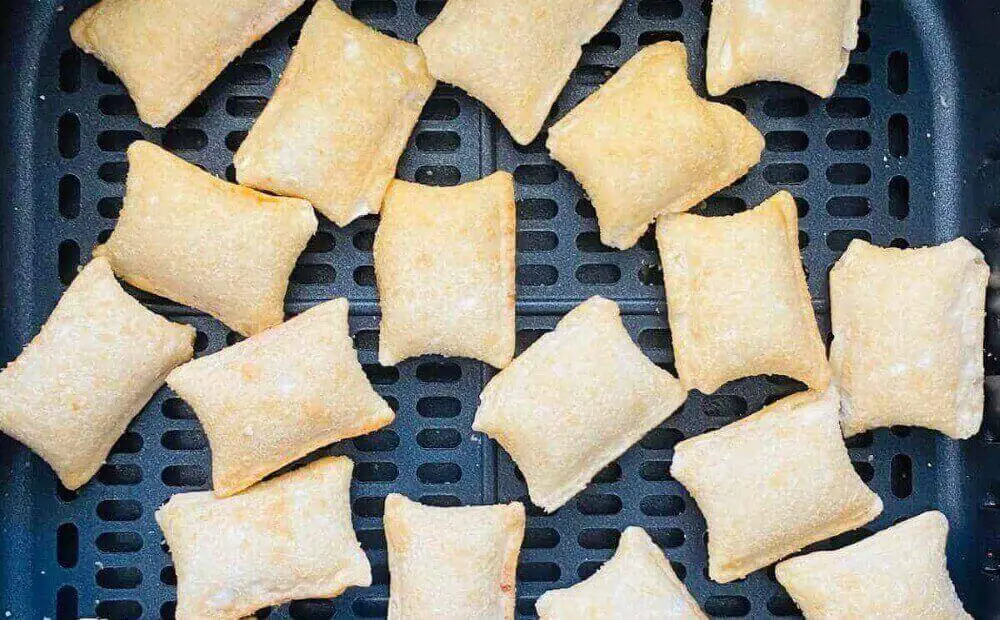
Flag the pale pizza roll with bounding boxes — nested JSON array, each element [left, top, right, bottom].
[[706, 0, 862, 98], [94, 141, 317, 336], [656, 191, 829, 394], [374, 172, 516, 368], [536, 527, 707, 620], [71, 0, 306, 127], [830, 238, 988, 439], [0, 257, 194, 490], [547, 41, 764, 250], [671, 388, 883, 583], [157, 456, 371, 620], [417, 0, 623, 145], [384, 494, 525, 619], [473, 296, 688, 512], [776, 511, 971, 619], [234, 0, 435, 226], [166, 298, 394, 497]]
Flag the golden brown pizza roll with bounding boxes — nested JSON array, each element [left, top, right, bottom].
[[234, 0, 435, 226], [417, 0, 623, 145], [776, 511, 971, 619], [473, 296, 687, 512], [656, 191, 829, 394], [830, 238, 988, 439], [71, 0, 306, 127], [157, 456, 371, 620], [94, 141, 317, 336], [706, 0, 862, 98], [166, 298, 394, 497], [374, 172, 516, 368], [671, 388, 882, 584], [547, 41, 763, 250], [0, 257, 194, 490], [536, 526, 707, 619], [384, 494, 525, 619]]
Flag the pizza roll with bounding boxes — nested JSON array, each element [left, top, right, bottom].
[[417, 0, 622, 145], [71, 0, 305, 127], [656, 191, 829, 394], [0, 258, 194, 490], [706, 0, 862, 98], [374, 173, 516, 368], [776, 511, 971, 619], [94, 141, 317, 336], [234, 0, 435, 227], [384, 494, 525, 619], [157, 456, 371, 620], [536, 527, 706, 619], [547, 42, 763, 249], [671, 388, 882, 583], [830, 238, 988, 439], [473, 296, 687, 512], [166, 298, 394, 497]]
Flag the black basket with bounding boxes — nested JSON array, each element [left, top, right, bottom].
[[1, 0, 999, 618]]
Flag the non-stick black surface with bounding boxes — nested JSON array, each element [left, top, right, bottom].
[[2, 0, 1000, 618]]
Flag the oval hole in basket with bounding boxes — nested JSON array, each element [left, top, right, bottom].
[[416, 362, 461, 383], [56, 523, 78, 568], [353, 430, 399, 452], [353, 496, 385, 518], [518, 562, 561, 583], [417, 462, 462, 484], [96, 531, 143, 554], [357, 528, 387, 551], [704, 595, 751, 617], [161, 430, 208, 451], [576, 493, 622, 515], [161, 465, 207, 488], [640, 494, 685, 517], [58, 175, 80, 219], [579, 528, 620, 549], [97, 566, 142, 589], [97, 499, 142, 522], [640, 427, 683, 450], [56, 585, 78, 620], [416, 396, 461, 418], [289, 599, 336, 620], [97, 464, 142, 486], [354, 461, 398, 482], [523, 527, 560, 549], [416, 428, 461, 449], [637, 0, 682, 19]]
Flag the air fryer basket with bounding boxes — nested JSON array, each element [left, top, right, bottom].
[[2, 0, 1000, 618]]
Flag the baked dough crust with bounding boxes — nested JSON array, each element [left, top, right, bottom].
[[156, 456, 371, 620], [417, 0, 622, 145], [94, 141, 317, 336], [473, 296, 687, 512], [384, 494, 525, 619], [71, 0, 306, 127], [830, 238, 988, 438], [0, 257, 194, 490], [536, 526, 707, 619], [374, 172, 516, 368], [234, 0, 435, 226], [670, 389, 883, 583], [776, 511, 971, 619], [706, 0, 862, 98], [547, 42, 763, 249], [166, 298, 394, 497], [656, 191, 829, 394]]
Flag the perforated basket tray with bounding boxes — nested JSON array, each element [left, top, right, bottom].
[[2, 0, 1000, 618]]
